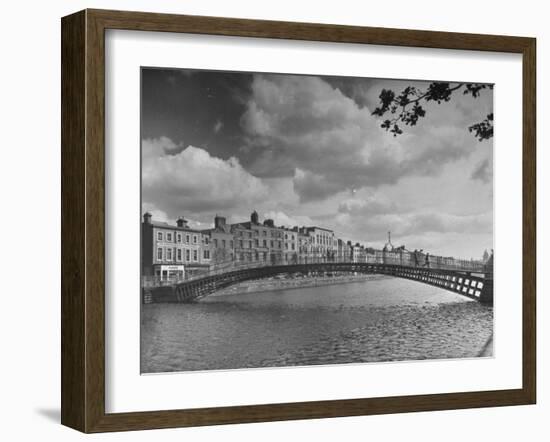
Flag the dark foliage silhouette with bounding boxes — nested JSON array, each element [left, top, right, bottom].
[[372, 82, 493, 141]]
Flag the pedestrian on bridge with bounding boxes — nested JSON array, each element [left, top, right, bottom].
[[413, 249, 420, 267], [424, 253, 430, 268]]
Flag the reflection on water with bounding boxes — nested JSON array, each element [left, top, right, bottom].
[[141, 277, 493, 373]]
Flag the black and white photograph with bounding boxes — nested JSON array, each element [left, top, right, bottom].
[[1, 0, 545, 438], [140, 67, 494, 374]]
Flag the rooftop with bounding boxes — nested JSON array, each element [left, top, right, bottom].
[[145, 220, 202, 233], [304, 226, 335, 233]]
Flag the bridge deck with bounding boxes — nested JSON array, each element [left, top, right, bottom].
[[143, 260, 493, 306]]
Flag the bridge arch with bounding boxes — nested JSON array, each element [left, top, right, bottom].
[[161, 262, 493, 305]]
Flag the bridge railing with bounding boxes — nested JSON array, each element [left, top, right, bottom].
[[365, 251, 488, 273], [142, 250, 491, 288]]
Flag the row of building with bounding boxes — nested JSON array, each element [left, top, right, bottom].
[[141, 210, 383, 281]]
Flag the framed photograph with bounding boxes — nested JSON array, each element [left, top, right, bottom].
[[61, 9, 536, 433]]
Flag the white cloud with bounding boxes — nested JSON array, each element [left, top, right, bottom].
[[140, 74, 493, 259], [262, 210, 313, 228], [338, 194, 399, 216], [213, 120, 223, 133], [142, 135, 182, 160], [142, 202, 207, 229], [141, 202, 173, 224], [471, 158, 492, 183], [142, 138, 268, 218], [334, 207, 492, 246], [292, 168, 342, 202], [240, 74, 482, 202]]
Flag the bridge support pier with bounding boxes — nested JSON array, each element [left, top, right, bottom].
[[479, 277, 493, 306]]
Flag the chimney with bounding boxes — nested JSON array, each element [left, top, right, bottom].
[[263, 219, 274, 228], [143, 212, 152, 224], [250, 210, 259, 225], [214, 215, 226, 230], [176, 217, 188, 228]]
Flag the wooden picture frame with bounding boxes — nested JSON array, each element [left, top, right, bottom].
[[61, 8, 536, 433]]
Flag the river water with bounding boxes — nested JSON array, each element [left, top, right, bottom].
[[141, 277, 493, 373]]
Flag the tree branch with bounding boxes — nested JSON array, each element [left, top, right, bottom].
[[372, 82, 493, 140]]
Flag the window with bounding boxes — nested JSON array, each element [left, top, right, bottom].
[[186, 249, 190, 261], [270, 240, 274, 247], [263, 230, 267, 236], [214, 239, 218, 247], [249, 241, 252, 248], [204, 236, 209, 245], [193, 235, 197, 244], [292, 244, 295, 251], [278, 241, 282, 248], [285, 234, 288, 240], [166, 248, 172, 261], [157, 232, 163, 241], [176, 233, 182, 243], [177, 248, 182, 261], [193, 250, 198, 261], [203, 250, 210, 259], [222, 239, 226, 248], [254, 239, 259, 247], [240, 253, 244, 261], [285, 243, 288, 250], [185, 234, 190, 244], [157, 247, 163, 260], [230, 240, 234, 248], [239, 240, 243, 248], [166, 232, 172, 242], [263, 240, 267, 247]]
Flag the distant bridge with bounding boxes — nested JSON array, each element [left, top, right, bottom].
[[143, 253, 493, 305]]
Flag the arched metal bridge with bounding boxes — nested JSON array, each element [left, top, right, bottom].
[[143, 254, 493, 305]]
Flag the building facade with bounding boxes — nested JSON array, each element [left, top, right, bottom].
[[141, 213, 206, 281], [337, 238, 350, 261], [303, 226, 336, 260], [231, 211, 285, 264], [347, 241, 366, 263], [142, 210, 399, 284], [231, 221, 256, 262], [282, 227, 298, 263], [297, 228, 312, 262], [201, 215, 234, 266]]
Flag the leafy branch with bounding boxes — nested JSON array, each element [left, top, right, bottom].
[[372, 82, 494, 141]]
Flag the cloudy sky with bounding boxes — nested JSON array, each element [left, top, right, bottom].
[[141, 68, 493, 259]]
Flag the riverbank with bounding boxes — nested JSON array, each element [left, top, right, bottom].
[[479, 335, 494, 357], [209, 273, 391, 297]]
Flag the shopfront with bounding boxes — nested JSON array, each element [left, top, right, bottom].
[[153, 264, 185, 282]]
